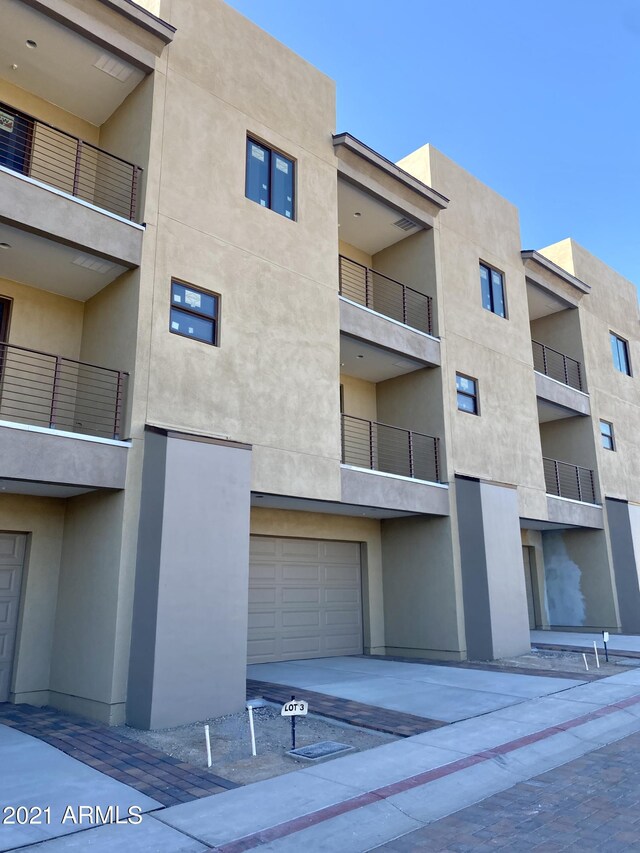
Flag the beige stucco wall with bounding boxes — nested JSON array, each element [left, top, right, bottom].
[[0, 78, 99, 143], [250, 507, 384, 653], [1, 495, 65, 705], [0, 277, 84, 357], [399, 145, 547, 520], [339, 241, 372, 269], [340, 374, 377, 421], [541, 239, 640, 504], [138, 0, 340, 502]]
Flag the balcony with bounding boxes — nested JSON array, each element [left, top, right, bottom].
[[340, 414, 448, 516], [341, 413, 439, 481], [339, 256, 433, 335], [0, 102, 141, 221], [0, 342, 127, 440], [532, 341, 582, 390], [543, 458, 596, 504], [0, 343, 128, 495], [532, 341, 590, 420]]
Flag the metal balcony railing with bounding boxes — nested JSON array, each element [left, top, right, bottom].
[[0, 343, 128, 440], [532, 340, 583, 391], [543, 457, 596, 504], [339, 255, 433, 335], [341, 413, 440, 482], [0, 102, 142, 221]]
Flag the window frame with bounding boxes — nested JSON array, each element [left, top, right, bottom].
[[610, 332, 632, 376], [245, 136, 296, 221], [456, 372, 479, 416], [479, 261, 507, 318], [169, 279, 220, 347], [600, 420, 615, 451]]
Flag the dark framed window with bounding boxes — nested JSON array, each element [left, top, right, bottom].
[[245, 137, 295, 220], [600, 420, 615, 451], [170, 280, 219, 346], [610, 332, 631, 376], [479, 262, 506, 318], [456, 373, 479, 415]]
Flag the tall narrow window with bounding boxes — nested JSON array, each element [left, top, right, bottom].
[[600, 420, 615, 451], [245, 138, 295, 219], [610, 332, 631, 376], [456, 373, 479, 415], [479, 262, 506, 318]]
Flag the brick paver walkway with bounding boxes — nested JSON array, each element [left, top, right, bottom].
[[0, 703, 238, 807], [247, 678, 446, 736], [376, 730, 640, 852]]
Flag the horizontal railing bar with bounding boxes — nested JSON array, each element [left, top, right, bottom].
[[0, 343, 128, 375], [0, 102, 141, 170]]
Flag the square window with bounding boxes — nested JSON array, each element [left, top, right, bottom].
[[610, 332, 631, 376], [456, 373, 479, 415], [479, 262, 506, 318], [246, 137, 295, 219], [600, 420, 615, 451], [170, 280, 219, 346]]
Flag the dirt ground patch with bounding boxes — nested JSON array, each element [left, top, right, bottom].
[[477, 647, 634, 677], [115, 704, 395, 785]]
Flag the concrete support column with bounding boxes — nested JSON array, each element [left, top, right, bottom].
[[127, 428, 252, 729], [455, 476, 530, 660], [381, 515, 465, 661], [605, 498, 640, 633]]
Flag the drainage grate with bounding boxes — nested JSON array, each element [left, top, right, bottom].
[[288, 741, 354, 761]]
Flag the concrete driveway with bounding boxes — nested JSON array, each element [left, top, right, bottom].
[[247, 657, 585, 723]]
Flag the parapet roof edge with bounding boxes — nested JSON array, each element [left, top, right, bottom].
[[97, 0, 176, 42], [521, 249, 591, 295], [333, 132, 449, 211]]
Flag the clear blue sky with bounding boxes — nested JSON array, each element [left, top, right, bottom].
[[226, 0, 640, 288]]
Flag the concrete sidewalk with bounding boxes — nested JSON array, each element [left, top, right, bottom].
[[531, 629, 640, 654], [13, 666, 640, 852]]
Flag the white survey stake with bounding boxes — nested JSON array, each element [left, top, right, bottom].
[[281, 700, 308, 717]]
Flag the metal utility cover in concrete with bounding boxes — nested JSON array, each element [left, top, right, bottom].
[[248, 536, 363, 664], [289, 741, 354, 760]]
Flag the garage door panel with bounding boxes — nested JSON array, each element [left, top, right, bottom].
[[281, 539, 320, 559], [282, 564, 321, 582], [247, 611, 276, 629], [325, 633, 362, 651], [247, 638, 277, 659], [281, 636, 322, 655], [248, 536, 363, 664], [322, 541, 360, 562], [0, 534, 25, 562], [250, 563, 277, 581], [324, 587, 360, 604], [250, 538, 278, 558], [281, 610, 321, 628], [324, 564, 361, 584], [325, 609, 361, 626], [248, 588, 277, 605], [281, 587, 320, 604]]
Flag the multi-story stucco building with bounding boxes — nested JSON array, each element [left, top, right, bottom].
[[1, 0, 639, 729]]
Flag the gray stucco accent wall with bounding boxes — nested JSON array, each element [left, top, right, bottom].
[[455, 476, 531, 660], [127, 429, 252, 729], [605, 498, 640, 633]]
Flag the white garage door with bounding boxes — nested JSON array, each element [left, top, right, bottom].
[[248, 536, 363, 664]]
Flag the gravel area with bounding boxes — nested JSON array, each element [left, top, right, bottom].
[[476, 647, 631, 677], [115, 704, 395, 785]]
